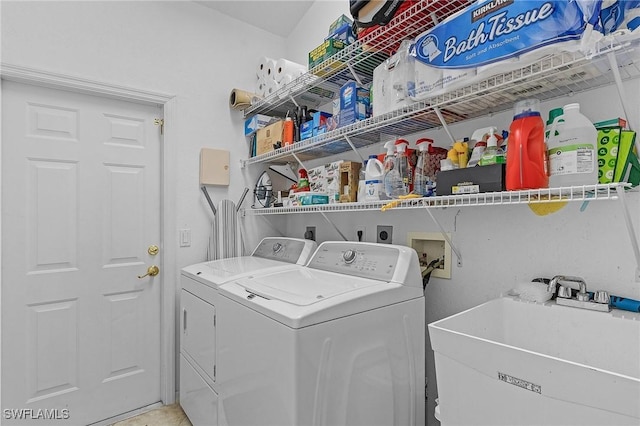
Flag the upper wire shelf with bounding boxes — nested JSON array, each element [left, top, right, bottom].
[[242, 183, 630, 216], [244, 0, 474, 117], [243, 34, 640, 167]]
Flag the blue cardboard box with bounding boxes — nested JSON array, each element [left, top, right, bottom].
[[312, 111, 332, 136], [338, 81, 370, 128], [244, 114, 273, 136], [327, 23, 356, 45], [300, 121, 313, 140]]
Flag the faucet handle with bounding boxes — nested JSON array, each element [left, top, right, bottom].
[[557, 285, 572, 299], [593, 290, 610, 304]]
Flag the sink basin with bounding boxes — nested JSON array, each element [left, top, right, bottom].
[[429, 296, 640, 426]]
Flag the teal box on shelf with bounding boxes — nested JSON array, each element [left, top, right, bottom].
[[338, 81, 370, 128], [312, 111, 332, 136]]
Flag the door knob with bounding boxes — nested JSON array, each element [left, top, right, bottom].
[[148, 245, 159, 256], [138, 265, 160, 279]]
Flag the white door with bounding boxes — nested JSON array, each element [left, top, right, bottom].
[[2, 81, 163, 425]]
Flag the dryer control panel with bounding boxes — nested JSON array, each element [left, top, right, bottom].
[[252, 237, 316, 264], [308, 242, 400, 282]]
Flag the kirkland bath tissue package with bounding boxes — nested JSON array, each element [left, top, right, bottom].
[[409, 0, 602, 99]]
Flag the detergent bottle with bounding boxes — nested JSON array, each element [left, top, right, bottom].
[[394, 139, 411, 197], [364, 154, 384, 201], [546, 102, 598, 187], [414, 138, 434, 196], [506, 99, 548, 190], [382, 140, 400, 198]]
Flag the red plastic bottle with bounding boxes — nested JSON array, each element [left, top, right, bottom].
[[506, 99, 548, 190]]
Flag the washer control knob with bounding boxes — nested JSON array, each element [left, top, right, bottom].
[[272, 243, 283, 253], [343, 249, 357, 264]]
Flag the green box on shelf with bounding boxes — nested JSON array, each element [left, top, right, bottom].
[[614, 130, 640, 186], [597, 127, 621, 184], [309, 39, 345, 74]]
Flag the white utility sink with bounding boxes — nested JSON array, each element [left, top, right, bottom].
[[429, 296, 640, 426]]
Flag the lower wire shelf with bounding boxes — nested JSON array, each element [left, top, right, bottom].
[[241, 183, 631, 216]]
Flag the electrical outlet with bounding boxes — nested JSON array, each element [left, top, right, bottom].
[[305, 226, 316, 241], [356, 227, 366, 242], [376, 225, 393, 244]]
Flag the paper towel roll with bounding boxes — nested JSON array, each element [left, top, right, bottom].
[[256, 56, 275, 79], [265, 79, 280, 97], [275, 58, 307, 83], [255, 75, 267, 97], [229, 88, 256, 110]]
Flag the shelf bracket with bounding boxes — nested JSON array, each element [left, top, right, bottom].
[[434, 106, 457, 145], [607, 51, 635, 133], [317, 209, 348, 241], [615, 186, 640, 281], [344, 135, 365, 163], [288, 94, 299, 109], [291, 152, 307, 171], [346, 62, 364, 87], [423, 206, 462, 267]]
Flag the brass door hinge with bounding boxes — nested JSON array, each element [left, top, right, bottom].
[[154, 118, 164, 135]]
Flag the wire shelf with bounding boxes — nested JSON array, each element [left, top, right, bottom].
[[243, 35, 640, 167], [242, 183, 630, 216]]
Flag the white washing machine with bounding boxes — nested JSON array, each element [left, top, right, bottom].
[[216, 241, 425, 426], [179, 237, 317, 426]]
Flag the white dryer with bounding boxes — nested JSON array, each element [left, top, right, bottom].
[[217, 241, 425, 426], [179, 237, 317, 426]]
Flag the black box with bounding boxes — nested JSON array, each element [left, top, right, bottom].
[[436, 164, 506, 196]]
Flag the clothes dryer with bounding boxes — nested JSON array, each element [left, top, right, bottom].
[[217, 241, 425, 426], [179, 237, 317, 426]]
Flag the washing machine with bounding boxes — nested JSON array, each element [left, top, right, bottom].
[[216, 241, 425, 426], [179, 237, 317, 426]]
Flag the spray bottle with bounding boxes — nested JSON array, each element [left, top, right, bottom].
[[414, 138, 434, 196], [382, 140, 400, 199], [394, 139, 411, 197]]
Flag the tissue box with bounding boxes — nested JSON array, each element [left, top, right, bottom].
[[338, 81, 370, 127], [436, 164, 506, 196], [294, 192, 329, 205], [594, 117, 628, 129], [244, 114, 274, 136], [300, 121, 313, 140], [255, 120, 283, 156]]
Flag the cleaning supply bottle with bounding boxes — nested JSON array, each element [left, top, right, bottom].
[[357, 157, 369, 202], [546, 102, 598, 187], [382, 140, 400, 199], [479, 127, 505, 166], [506, 99, 548, 190], [414, 138, 434, 196], [394, 139, 411, 197], [364, 154, 384, 201], [453, 138, 470, 168]]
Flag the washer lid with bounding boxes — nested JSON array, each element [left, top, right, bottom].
[[236, 268, 383, 306], [182, 257, 294, 287]]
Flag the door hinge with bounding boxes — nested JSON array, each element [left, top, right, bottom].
[[154, 118, 164, 135]]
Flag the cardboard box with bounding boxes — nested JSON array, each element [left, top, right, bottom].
[[594, 117, 628, 129], [326, 23, 356, 45], [255, 120, 284, 156], [339, 161, 361, 203], [309, 39, 345, 73], [312, 111, 332, 136], [338, 81, 370, 128], [328, 14, 352, 36], [244, 114, 274, 136], [597, 127, 621, 184], [614, 130, 640, 186], [300, 121, 313, 140], [436, 164, 506, 196]]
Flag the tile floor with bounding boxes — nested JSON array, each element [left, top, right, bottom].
[[111, 404, 192, 426]]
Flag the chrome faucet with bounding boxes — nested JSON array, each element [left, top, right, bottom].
[[548, 275, 589, 301], [548, 275, 611, 312]]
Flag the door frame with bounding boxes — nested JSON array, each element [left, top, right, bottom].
[[0, 63, 178, 407]]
